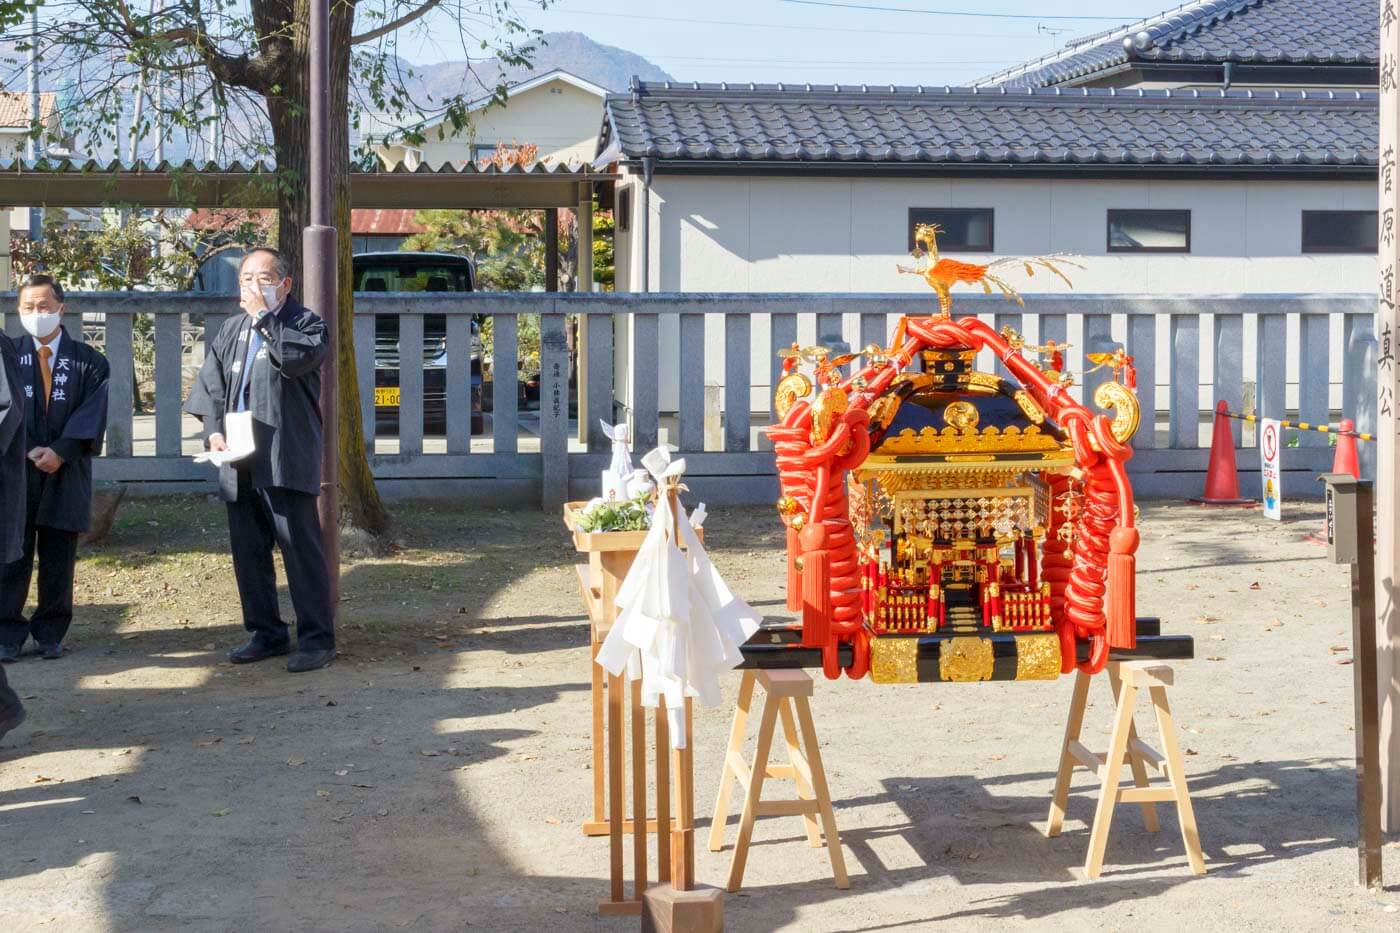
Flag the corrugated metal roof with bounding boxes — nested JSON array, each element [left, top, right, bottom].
[[0, 157, 610, 176], [977, 0, 1378, 90], [601, 83, 1376, 172]]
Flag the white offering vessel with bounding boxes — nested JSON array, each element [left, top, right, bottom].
[[600, 420, 653, 501]]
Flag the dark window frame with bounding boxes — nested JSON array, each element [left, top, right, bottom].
[[1106, 209, 1192, 254], [1301, 209, 1378, 254], [907, 207, 994, 253], [617, 188, 632, 233]]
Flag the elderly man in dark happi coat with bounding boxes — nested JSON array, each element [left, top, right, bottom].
[[0, 275, 109, 663], [0, 332, 27, 736], [184, 247, 335, 673]]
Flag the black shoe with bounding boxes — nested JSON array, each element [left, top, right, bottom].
[[286, 648, 336, 673], [0, 701, 24, 741], [38, 643, 62, 660], [229, 639, 291, 664], [0, 644, 19, 663]]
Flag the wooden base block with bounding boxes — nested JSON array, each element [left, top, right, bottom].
[[641, 884, 724, 933]]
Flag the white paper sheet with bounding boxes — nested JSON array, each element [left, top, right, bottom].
[[595, 447, 762, 749], [194, 410, 255, 465]]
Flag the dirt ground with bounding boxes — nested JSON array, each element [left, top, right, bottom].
[[1, 496, 1399, 932]]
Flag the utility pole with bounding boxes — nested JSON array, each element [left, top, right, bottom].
[[26, 3, 40, 243], [306, 0, 340, 621]]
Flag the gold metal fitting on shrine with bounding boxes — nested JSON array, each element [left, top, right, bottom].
[[870, 636, 919, 684], [1014, 633, 1061, 680], [938, 636, 994, 682]]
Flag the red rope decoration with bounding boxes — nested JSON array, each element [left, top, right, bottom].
[[767, 315, 1138, 679]]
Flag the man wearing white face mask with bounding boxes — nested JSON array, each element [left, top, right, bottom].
[[185, 247, 335, 673], [0, 275, 110, 663]]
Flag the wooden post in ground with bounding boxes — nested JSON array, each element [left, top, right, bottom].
[[1376, 2, 1400, 833]]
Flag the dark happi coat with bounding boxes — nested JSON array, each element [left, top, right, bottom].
[[0, 334, 26, 561], [14, 327, 111, 534], [184, 296, 328, 501]]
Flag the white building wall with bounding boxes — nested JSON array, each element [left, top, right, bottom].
[[383, 80, 604, 168], [616, 173, 1375, 416]]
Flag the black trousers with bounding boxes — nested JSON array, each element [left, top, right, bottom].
[[0, 665, 22, 728], [227, 472, 334, 652], [0, 521, 79, 649]]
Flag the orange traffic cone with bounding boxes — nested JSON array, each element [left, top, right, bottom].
[[1332, 419, 1361, 480], [1189, 401, 1256, 507]]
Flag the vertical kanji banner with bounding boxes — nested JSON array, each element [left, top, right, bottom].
[[1376, 0, 1400, 832]]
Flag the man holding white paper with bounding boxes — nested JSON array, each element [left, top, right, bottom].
[[185, 248, 335, 673]]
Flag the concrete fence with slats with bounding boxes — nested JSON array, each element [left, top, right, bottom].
[[0, 291, 1374, 508]]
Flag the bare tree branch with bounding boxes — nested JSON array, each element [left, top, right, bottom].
[[351, 0, 441, 44]]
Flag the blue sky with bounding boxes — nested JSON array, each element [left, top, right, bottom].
[[406, 0, 1188, 86]]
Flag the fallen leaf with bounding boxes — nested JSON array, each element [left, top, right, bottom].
[[1248, 582, 1261, 590], [1337, 658, 1355, 666], [325, 700, 338, 707], [287, 758, 307, 767], [1184, 748, 1199, 756], [237, 736, 256, 745], [32, 775, 53, 783], [376, 809, 389, 817], [335, 769, 349, 777], [1206, 656, 1224, 661], [316, 789, 331, 799], [419, 749, 441, 758], [196, 738, 222, 748], [212, 808, 230, 817], [80, 810, 96, 815], [545, 816, 561, 825]]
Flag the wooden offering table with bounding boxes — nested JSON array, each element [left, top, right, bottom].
[[564, 502, 703, 916]]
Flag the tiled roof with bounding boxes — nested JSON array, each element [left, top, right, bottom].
[[977, 0, 1377, 90], [601, 83, 1376, 173], [0, 92, 56, 128]]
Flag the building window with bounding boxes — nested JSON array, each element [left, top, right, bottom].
[[471, 143, 499, 164], [1107, 209, 1191, 253], [908, 208, 993, 253], [617, 189, 632, 233], [1301, 210, 1377, 254]]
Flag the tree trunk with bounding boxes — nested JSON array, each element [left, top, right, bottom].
[[266, 0, 389, 535]]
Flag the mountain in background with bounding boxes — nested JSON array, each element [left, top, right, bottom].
[[410, 31, 673, 104], [4, 31, 668, 162]]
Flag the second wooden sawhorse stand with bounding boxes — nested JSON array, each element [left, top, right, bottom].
[[1046, 660, 1206, 878]]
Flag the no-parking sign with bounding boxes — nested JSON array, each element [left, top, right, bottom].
[[1259, 418, 1282, 520]]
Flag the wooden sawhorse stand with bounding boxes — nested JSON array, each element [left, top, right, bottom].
[[1046, 661, 1206, 878], [709, 669, 849, 892]]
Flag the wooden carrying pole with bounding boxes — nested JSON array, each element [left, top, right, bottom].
[[1377, 3, 1400, 833], [664, 480, 697, 892]]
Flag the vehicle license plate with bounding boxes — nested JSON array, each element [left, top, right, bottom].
[[375, 387, 400, 407]]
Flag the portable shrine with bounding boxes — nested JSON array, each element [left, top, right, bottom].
[[768, 227, 1147, 684]]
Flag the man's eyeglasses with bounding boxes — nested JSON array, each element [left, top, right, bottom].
[[240, 274, 281, 285]]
